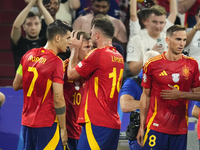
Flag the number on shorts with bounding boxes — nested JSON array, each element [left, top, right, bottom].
[[149, 135, 156, 147]]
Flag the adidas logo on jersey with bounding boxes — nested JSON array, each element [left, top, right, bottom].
[[159, 70, 167, 76]]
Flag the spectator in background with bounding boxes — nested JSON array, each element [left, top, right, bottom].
[[25, 0, 80, 34], [0, 92, 5, 108], [120, 50, 159, 150], [25, 0, 79, 60], [75, 0, 120, 19], [25, 0, 60, 37], [56, 0, 80, 25], [129, 0, 177, 39], [183, 6, 200, 70], [73, 0, 127, 55], [11, 0, 54, 71], [127, 1, 177, 76], [178, 0, 200, 28], [157, 0, 181, 25]]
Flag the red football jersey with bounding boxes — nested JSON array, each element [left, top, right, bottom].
[[63, 59, 84, 139], [142, 52, 200, 134], [75, 46, 124, 129], [20, 47, 64, 127]]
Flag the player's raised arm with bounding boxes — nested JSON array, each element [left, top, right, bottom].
[[11, 0, 37, 45]]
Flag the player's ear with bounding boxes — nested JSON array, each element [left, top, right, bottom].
[[165, 37, 170, 45], [95, 32, 99, 40], [55, 34, 60, 43]]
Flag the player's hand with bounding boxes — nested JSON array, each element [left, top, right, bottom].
[[152, 44, 163, 54], [160, 84, 181, 99], [137, 127, 144, 147], [60, 128, 68, 146], [69, 30, 83, 52]]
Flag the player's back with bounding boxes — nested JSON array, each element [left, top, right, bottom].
[[21, 47, 64, 128], [81, 46, 124, 129], [95, 47, 124, 110]]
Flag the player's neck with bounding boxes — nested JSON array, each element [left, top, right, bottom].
[[165, 51, 181, 61], [44, 41, 58, 55], [97, 39, 112, 48]]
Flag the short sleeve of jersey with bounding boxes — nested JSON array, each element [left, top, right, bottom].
[[141, 61, 152, 89], [191, 60, 200, 88], [52, 59, 64, 84], [195, 101, 200, 107], [75, 50, 99, 79], [120, 78, 139, 99], [126, 35, 142, 62]]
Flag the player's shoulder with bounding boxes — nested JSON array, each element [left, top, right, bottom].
[[182, 54, 195, 60], [84, 48, 98, 60], [146, 54, 163, 64], [24, 47, 39, 57], [143, 54, 163, 69], [182, 54, 198, 63]]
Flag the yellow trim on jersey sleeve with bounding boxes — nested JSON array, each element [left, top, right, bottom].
[[94, 77, 98, 98], [86, 122, 101, 150], [143, 55, 162, 73], [42, 79, 52, 104], [143, 97, 158, 146], [43, 122, 60, 150], [182, 55, 195, 60], [16, 64, 23, 76]]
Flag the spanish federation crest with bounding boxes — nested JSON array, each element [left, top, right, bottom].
[[172, 73, 180, 83], [182, 65, 189, 80]]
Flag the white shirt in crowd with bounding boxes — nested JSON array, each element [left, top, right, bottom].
[[184, 29, 200, 70], [127, 19, 173, 64]]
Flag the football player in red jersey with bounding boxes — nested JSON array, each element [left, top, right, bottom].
[[63, 30, 92, 150], [137, 25, 200, 150], [68, 17, 124, 150], [13, 20, 72, 150]]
